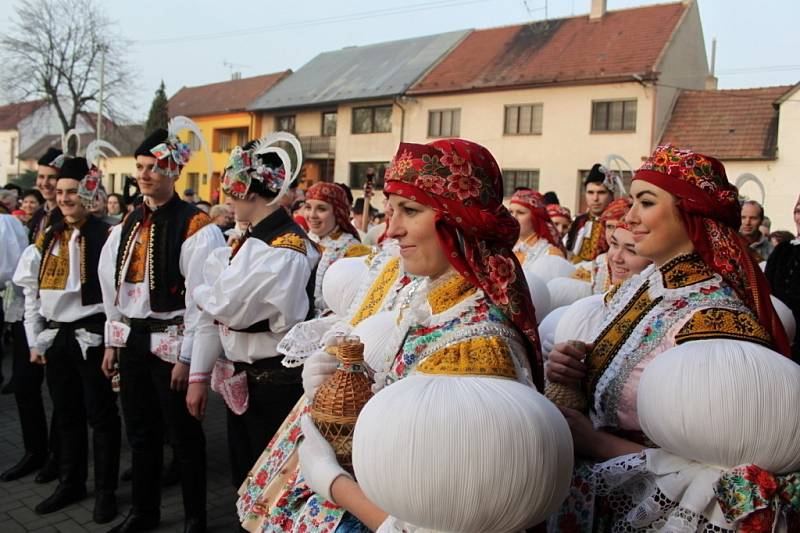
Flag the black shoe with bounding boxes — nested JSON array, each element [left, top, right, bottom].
[[161, 457, 180, 487], [34, 483, 87, 514], [107, 510, 160, 533], [34, 453, 59, 484], [1, 381, 14, 395], [0, 452, 45, 481], [94, 490, 118, 524], [183, 517, 207, 533], [120, 466, 133, 482]]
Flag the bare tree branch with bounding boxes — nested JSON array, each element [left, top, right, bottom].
[[0, 0, 136, 144]]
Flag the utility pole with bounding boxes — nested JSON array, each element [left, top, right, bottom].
[[97, 44, 107, 141]]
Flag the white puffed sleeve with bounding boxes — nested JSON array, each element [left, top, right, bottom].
[[0, 216, 28, 284], [196, 239, 312, 333], [12, 244, 44, 345], [188, 246, 228, 383], [99, 224, 123, 345], [178, 223, 226, 364]]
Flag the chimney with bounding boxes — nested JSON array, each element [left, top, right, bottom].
[[705, 37, 718, 90], [590, 0, 607, 20]]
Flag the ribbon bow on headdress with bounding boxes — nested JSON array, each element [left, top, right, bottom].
[[221, 131, 302, 206], [78, 139, 120, 208], [150, 116, 210, 179]]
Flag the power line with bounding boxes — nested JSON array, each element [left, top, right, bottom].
[[135, 0, 494, 46]]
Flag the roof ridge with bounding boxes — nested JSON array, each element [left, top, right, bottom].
[[681, 85, 794, 94], [316, 29, 473, 55], [172, 70, 291, 94], [468, 1, 684, 32]]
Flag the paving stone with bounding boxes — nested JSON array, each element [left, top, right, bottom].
[[0, 355, 240, 532]]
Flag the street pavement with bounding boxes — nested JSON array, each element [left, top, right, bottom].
[[0, 354, 241, 532]]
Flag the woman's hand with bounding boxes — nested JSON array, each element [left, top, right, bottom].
[[302, 351, 339, 400], [546, 341, 592, 386], [298, 415, 351, 503], [559, 406, 645, 460]]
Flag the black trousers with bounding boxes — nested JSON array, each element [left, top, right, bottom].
[[227, 357, 303, 487], [119, 326, 206, 521], [45, 324, 121, 491], [8, 320, 50, 457]]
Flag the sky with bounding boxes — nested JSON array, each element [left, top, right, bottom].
[[1, 0, 798, 122]]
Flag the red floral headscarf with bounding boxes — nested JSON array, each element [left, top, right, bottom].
[[634, 145, 790, 356], [600, 197, 633, 226], [305, 182, 360, 241], [384, 139, 543, 389], [510, 190, 566, 254], [547, 204, 572, 223]]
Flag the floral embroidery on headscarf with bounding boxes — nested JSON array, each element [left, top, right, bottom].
[[599, 197, 633, 226], [635, 144, 790, 356], [305, 182, 360, 241], [384, 139, 543, 389], [547, 204, 572, 223]]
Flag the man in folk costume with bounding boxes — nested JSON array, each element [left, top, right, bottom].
[[28, 147, 68, 244], [565, 163, 616, 263], [185, 133, 320, 488], [4, 147, 68, 485], [13, 153, 122, 523], [0, 206, 48, 484], [99, 118, 225, 533]]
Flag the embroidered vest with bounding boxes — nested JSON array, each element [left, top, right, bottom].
[[115, 194, 209, 313], [38, 215, 109, 306]]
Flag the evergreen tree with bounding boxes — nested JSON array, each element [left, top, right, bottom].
[[145, 80, 169, 132]]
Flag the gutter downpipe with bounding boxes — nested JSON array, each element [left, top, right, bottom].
[[394, 97, 406, 142]]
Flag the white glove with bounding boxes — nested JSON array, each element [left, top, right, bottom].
[[298, 415, 352, 503], [302, 350, 338, 400]]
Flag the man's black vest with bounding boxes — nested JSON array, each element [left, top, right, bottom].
[[115, 194, 208, 313], [38, 214, 109, 306]]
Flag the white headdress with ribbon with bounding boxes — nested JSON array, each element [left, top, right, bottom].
[[78, 139, 120, 208], [222, 131, 303, 206], [599, 154, 632, 196]]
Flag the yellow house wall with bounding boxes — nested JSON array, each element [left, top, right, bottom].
[[405, 82, 655, 213], [98, 155, 137, 194], [176, 112, 254, 201], [0, 130, 20, 184]]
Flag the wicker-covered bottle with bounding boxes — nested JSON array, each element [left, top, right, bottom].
[[544, 340, 588, 412], [311, 336, 374, 474]]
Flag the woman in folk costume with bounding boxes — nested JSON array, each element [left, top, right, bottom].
[[237, 139, 572, 533], [538, 219, 651, 359], [509, 189, 567, 266], [547, 203, 572, 240], [546, 145, 797, 532], [304, 182, 372, 315], [572, 197, 634, 293]]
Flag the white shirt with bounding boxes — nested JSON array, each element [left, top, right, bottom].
[[188, 234, 320, 383], [98, 221, 225, 363], [13, 225, 105, 345], [0, 215, 27, 284], [1, 215, 28, 323]]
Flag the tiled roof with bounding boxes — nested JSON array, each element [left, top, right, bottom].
[[248, 31, 469, 111], [0, 100, 47, 130], [168, 71, 291, 117], [408, 2, 686, 94], [19, 124, 146, 161], [660, 86, 792, 160]]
